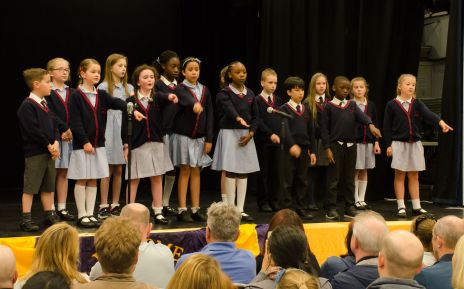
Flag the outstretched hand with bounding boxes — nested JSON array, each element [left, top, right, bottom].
[[439, 120, 453, 133]]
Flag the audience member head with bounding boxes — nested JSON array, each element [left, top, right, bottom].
[[22, 271, 70, 289], [452, 235, 464, 289], [351, 211, 389, 261], [120, 203, 152, 240], [94, 217, 142, 274], [26, 223, 86, 284], [341, 220, 355, 257], [410, 214, 437, 252], [378, 230, 423, 279], [166, 254, 234, 289], [432, 215, 464, 260], [267, 225, 316, 275], [275, 268, 319, 289], [0, 245, 17, 288], [263, 209, 320, 276], [206, 202, 241, 242]]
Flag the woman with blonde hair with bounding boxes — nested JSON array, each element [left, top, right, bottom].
[[276, 268, 320, 289], [452, 235, 464, 289], [166, 254, 234, 289], [14, 223, 89, 289]]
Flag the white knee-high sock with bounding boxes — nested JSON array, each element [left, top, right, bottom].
[[224, 177, 236, 205], [85, 186, 97, 217], [358, 180, 368, 202], [236, 178, 248, 213], [397, 199, 406, 210], [74, 185, 86, 219], [354, 179, 360, 203], [163, 175, 175, 206], [411, 199, 421, 210]]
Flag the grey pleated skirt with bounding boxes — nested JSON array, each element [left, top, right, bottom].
[[391, 141, 425, 171], [356, 143, 375, 170], [68, 147, 109, 180], [55, 140, 73, 169], [104, 110, 125, 165], [125, 142, 174, 179], [170, 134, 212, 168], [211, 129, 260, 173]]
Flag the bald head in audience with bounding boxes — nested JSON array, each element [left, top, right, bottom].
[[0, 245, 17, 289], [351, 211, 389, 262], [432, 215, 464, 260], [120, 203, 152, 242], [378, 230, 424, 279]]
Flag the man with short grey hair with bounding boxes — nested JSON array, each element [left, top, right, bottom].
[[367, 230, 425, 289], [415, 215, 464, 289], [331, 211, 389, 289], [175, 202, 255, 284], [0, 245, 17, 289]]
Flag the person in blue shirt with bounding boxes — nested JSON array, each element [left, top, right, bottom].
[[175, 202, 256, 284], [415, 215, 464, 289]]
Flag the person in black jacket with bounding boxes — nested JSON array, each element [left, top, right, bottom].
[[121, 64, 178, 225], [383, 74, 452, 218], [17, 68, 61, 231]]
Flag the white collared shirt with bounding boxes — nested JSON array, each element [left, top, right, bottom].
[[229, 84, 247, 96], [182, 79, 203, 101], [260, 91, 274, 104], [137, 90, 150, 109], [51, 83, 69, 101], [79, 85, 97, 106], [160, 75, 177, 88], [316, 93, 326, 104], [396, 96, 412, 111], [331, 97, 354, 147], [29, 92, 45, 105], [287, 99, 302, 111]]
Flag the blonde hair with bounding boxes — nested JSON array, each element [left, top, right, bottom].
[[261, 68, 277, 81], [94, 217, 141, 274], [396, 74, 416, 96], [78, 58, 100, 85], [103, 53, 130, 97], [46, 57, 71, 82], [166, 254, 234, 289], [276, 268, 320, 289], [452, 235, 464, 289], [305, 72, 330, 123], [23, 223, 87, 285], [23, 68, 48, 90], [350, 76, 369, 98]]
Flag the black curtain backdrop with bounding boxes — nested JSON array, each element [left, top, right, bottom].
[[434, 0, 463, 205], [2, 0, 460, 204], [259, 0, 425, 200]]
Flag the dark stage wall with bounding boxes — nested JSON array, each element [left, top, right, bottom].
[[2, 0, 461, 204]]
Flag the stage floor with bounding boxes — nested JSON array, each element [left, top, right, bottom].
[[0, 190, 462, 237]]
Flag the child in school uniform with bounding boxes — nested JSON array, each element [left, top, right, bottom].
[[68, 58, 144, 228], [279, 76, 317, 220], [321, 76, 382, 220], [255, 68, 281, 212], [122, 64, 178, 224], [351, 77, 381, 210], [303, 72, 332, 211], [46, 57, 75, 221], [171, 57, 214, 222], [383, 74, 452, 218], [17, 68, 61, 231], [97, 53, 134, 219], [153, 50, 181, 217], [211, 61, 260, 222]]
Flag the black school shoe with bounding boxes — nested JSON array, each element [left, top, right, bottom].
[[412, 208, 428, 216], [155, 213, 169, 225], [77, 216, 95, 228], [162, 206, 179, 216], [296, 208, 313, 220], [110, 205, 121, 216], [43, 211, 61, 227], [88, 215, 102, 227], [344, 206, 362, 219], [20, 219, 40, 232], [325, 208, 340, 220], [177, 210, 193, 222], [98, 206, 111, 219], [259, 203, 273, 213], [240, 212, 255, 223], [397, 207, 407, 218], [191, 211, 207, 222], [57, 209, 76, 221]]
